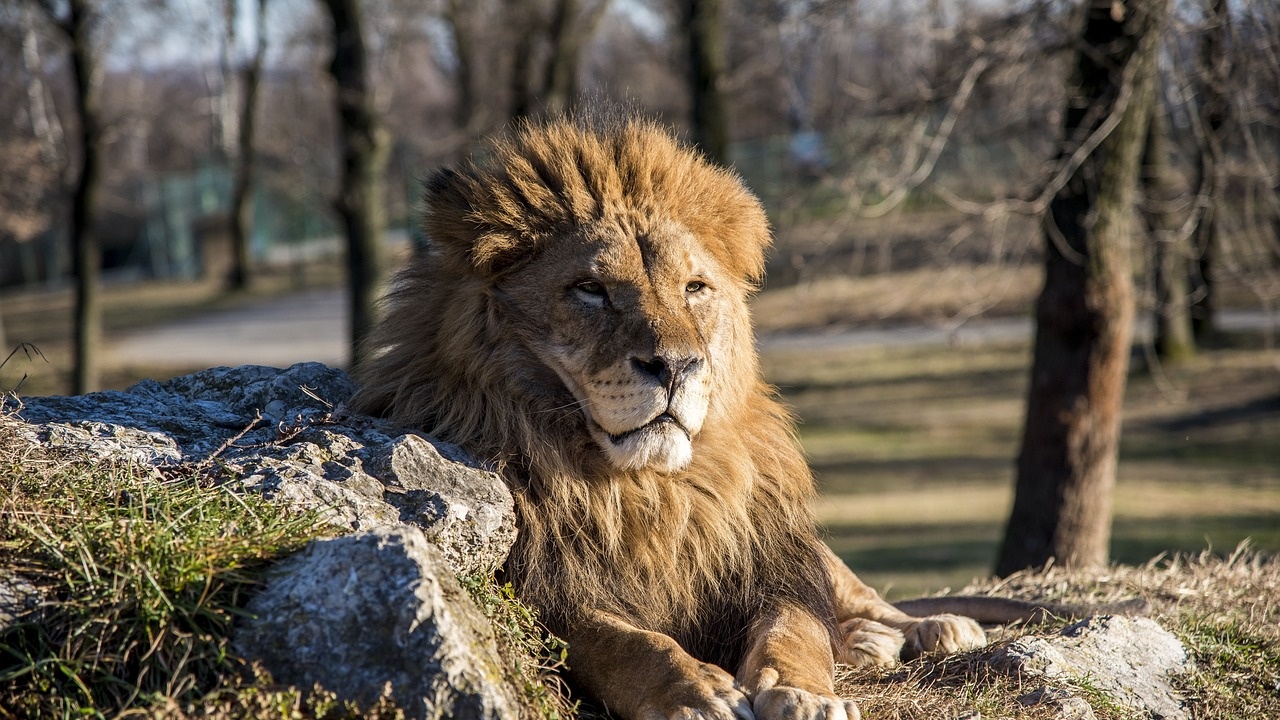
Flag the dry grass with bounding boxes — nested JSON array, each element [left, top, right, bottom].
[[836, 547, 1280, 719]]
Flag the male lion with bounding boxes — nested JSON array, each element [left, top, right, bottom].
[[354, 118, 986, 719]]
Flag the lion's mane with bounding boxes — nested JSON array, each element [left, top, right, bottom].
[[355, 118, 833, 668]]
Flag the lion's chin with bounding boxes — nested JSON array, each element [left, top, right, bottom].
[[596, 420, 693, 473]]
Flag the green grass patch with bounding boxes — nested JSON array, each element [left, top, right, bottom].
[[458, 575, 577, 720], [0, 440, 330, 716]]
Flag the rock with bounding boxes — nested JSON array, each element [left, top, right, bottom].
[[991, 615, 1190, 720], [367, 434, 517, 576], [4, 363, 516, 574], [0, 573, 43, 632], [234, 526, 523, 719], [1017, 686, 1098, 720]]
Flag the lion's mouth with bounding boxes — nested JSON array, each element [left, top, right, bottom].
[[606, 412, 688, 444]]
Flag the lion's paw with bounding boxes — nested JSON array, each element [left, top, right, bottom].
[[836, 618, 905, 668], [648, 661, 753, 720], [900, 613, 986, 660], [752, 686, 860, 720]]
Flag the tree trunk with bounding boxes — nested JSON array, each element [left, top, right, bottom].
[[1144, 99, 1195, 361], [67, 0, 102, 395], [1191, 0, 1229, 341], [507, 0, 539, 121], [539, 0, 578, 118], [680, 0, 729, 165], [321, 0, 388, 369], [228, 0, 268, 291], [539, 0, 609, 118], [996, 0, 1167, 577], [445, 0, 476, 131]]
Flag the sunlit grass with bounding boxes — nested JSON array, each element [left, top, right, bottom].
[[763, 336, 1280, 598]]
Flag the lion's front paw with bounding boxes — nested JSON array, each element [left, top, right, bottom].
[[645, 661, 753, 720], [900, 613, 986, 660], [752, 686, 860, 720], [836, 618, 905, 668]]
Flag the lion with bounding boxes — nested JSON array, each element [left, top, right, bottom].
[[353, 118, 989, 719]]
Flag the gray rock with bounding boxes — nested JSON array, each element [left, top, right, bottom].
[[0, 573, 43, 632], [991, 615, 1190, 720], [5, 363, 516, 574], [367, 434, 517, 576], [234, 526, 523, 720], [1018, 686, 1098, 720]]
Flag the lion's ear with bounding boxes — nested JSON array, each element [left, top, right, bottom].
[[422, 166, 534, 277]]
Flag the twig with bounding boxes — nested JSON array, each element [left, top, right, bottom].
[[197, 410, 263, 469]]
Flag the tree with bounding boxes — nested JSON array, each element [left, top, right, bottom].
[[320, 0, 388, 368], [503, 0, 611, 122], [679, 0, 728, 164], [31, 0, 106, 395], [1190, 0, 1230, 341], [1143, 98, 1195, 361], [227, 0, 269, 290], [996, 0, 1168, 576]]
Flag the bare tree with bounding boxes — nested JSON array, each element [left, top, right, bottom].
[[1143, 97, 1195, 361], [1190, 0, 1230, 340], [320, 0, 388, 367], [29, 0, 106, 394], [679, 0, 728, 163], [227, 0, 269, 290], [996, 0, 1168, 576], [502, 0, 611, 122], [443, 0, 478, 130]]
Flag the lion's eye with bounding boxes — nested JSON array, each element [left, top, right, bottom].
[[685, 281, 707, 294], [574, 280, 608, 298]]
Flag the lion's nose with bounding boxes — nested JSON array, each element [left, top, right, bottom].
[[631, 354, 703, 390]]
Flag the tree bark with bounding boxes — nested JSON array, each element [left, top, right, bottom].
[[539, 0, 609, 117], [228, 0, 269, 291], [680, 0, 729, 165], [321, 0, 388, 369], [66, 0, 102, 395], [1190, 0, 1229, 341], [1144, 98, 1195, 361], [506, 0, 540, 121], [996, 0, 1167, 577], [444, 0, 476, 131]]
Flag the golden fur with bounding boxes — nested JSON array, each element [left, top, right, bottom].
[[355, 118, 985, 719]]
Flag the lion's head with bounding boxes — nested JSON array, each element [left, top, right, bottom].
[[356, 118, 773, 478]]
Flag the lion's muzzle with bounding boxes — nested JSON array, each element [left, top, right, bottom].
[[578, 350, 710, 473]]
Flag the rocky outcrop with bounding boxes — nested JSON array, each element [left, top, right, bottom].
[[3, 363, 520, 716], [7, 363, 516, 575]]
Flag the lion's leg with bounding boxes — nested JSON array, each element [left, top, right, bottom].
[[821, 544, 986, 663], [560, 610, 752, 720], [735, 604, 861, 720]]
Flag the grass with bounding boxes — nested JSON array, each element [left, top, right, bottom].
[[0, 416, 331, 717], [759, 337, 1280, 598]]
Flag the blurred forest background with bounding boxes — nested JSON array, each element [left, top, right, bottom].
[[1, 0, 1278, 591]]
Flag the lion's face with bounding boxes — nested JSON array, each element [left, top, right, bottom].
[[500, 216, 743, 474]]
